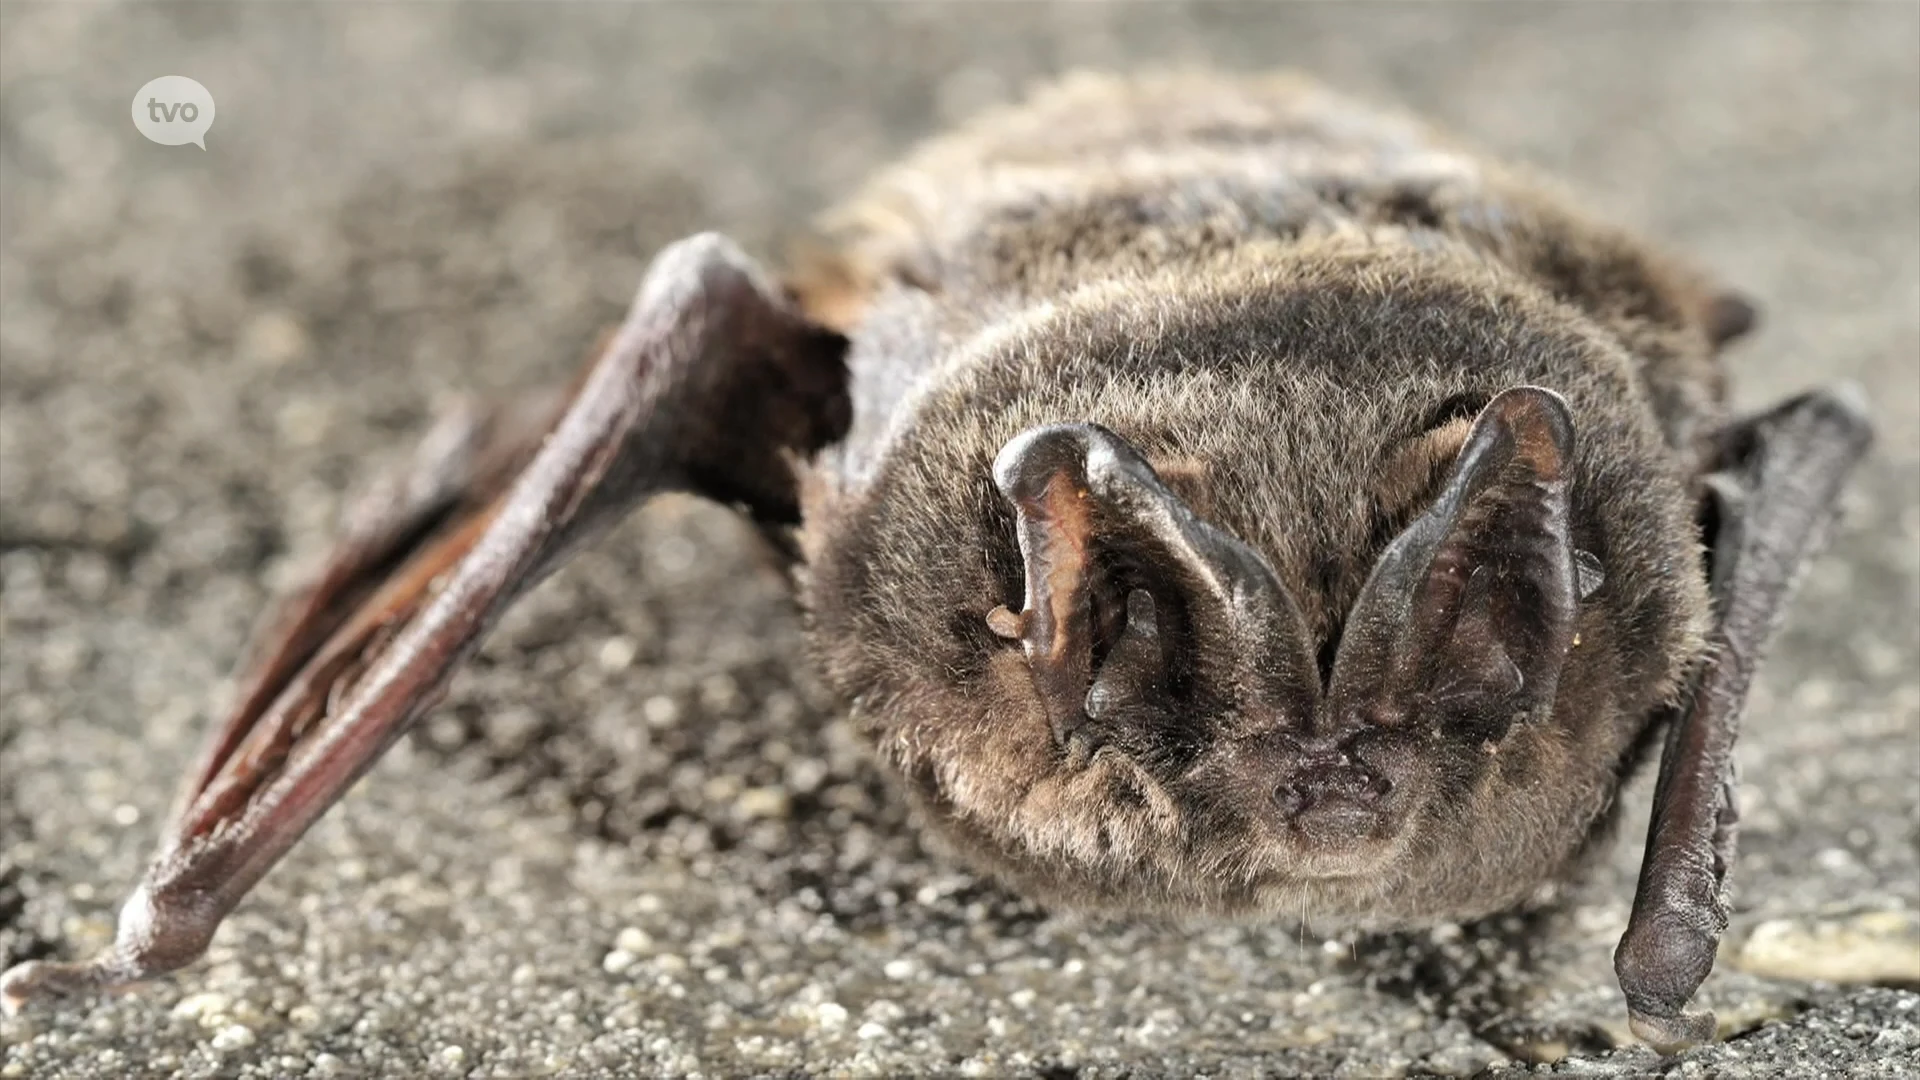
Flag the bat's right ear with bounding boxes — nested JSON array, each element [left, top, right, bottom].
[[1326, 387, 1584, 743]]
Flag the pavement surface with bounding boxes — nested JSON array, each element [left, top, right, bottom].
[[1, 4, 1915, 1078]]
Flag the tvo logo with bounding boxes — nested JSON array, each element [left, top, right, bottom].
[[131, 76, 216, 149]]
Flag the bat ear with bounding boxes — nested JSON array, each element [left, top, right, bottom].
[[1327, 387, 1582, 743], [991, 423, 1319, 751]]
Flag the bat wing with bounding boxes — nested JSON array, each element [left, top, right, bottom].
[[0, 234, 849, 1011], [1613, 385, 1872, 1051]]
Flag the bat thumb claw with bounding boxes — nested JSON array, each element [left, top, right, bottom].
[[0, 880, 223, 1014], [1, 957, 115, 1015], [1628, 1005, 1717, 1055]]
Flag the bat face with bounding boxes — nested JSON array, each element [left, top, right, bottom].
[[800, 250, 1697, 927]]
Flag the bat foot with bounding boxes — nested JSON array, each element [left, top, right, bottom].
[[1628, 1005, 1716, 1055]]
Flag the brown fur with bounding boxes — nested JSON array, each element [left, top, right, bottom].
[[790, 73, 1735, 928]]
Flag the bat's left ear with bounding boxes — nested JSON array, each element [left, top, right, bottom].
[[1326, 387, 1583, 742]]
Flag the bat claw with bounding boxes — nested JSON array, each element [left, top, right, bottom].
[[0, 879, 221, 1014], [1628, 1005, 1716, 1055], [1, 957, 114, 1015]]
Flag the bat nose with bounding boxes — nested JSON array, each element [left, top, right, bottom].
[[1271, 742, 1393, 827]]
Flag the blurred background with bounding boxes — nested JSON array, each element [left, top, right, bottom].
[[2, 4, 1915, 1076]]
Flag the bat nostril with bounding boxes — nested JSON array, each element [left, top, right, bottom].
[[1272, 762, 1391, 823]]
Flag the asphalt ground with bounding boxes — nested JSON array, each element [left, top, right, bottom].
[[1, 4, 1916, 1077]]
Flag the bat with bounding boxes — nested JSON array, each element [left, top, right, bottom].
[[0, 72, 1872, 1053]]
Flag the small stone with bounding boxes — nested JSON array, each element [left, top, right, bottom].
[[171, 991, 230, 1024], [313, 1052, 348, 1075], [643, 695, 680, 728], [1814, 848, 1855, 872], [240, 310, 310, 365], [1794, 679, 1837, 709], [1424, 1042, 1502, 1077], [616, 927, 654, 953], [1734, 908, 1920, 984], [703, 774, 743, 804], [883, 958, 917, 981], [597, 636, 638, 671], [437, 1045, 467, 1069], [277, 399, 334, 446], [815, 1001, 849, 1029], [209, 1023, 255, 1051], [1871, 1027, 1913, 1051], [736, 786, 791, 820], [856, 1020, 888, 1040], [602, 949, 637, 975], [1512, 1039, 1572, 1064]]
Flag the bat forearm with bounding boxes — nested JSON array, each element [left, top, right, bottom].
[[1615, 385, 1872, 1051]]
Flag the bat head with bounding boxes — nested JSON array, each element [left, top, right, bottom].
[[801, 266, 1704, 927]]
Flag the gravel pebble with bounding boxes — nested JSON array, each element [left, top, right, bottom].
[[1734, 909, 1920, 985]]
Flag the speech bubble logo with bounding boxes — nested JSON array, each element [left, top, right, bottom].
[[131, 76, 216, 149]]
